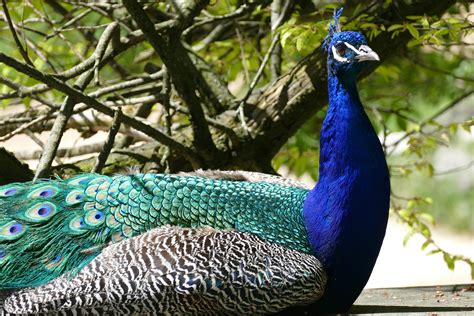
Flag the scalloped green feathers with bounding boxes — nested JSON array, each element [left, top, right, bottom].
[[0, 173, 310, 289]]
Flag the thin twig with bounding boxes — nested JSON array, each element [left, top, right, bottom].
[[161, 65, 172, 136], [183, 0, 271, 36], [434, 161, 473, 176], [45, 8, 92, 40], [234, 24, 250, 84], [103, 95, 162, 107], [236, 32, 281, 132], [1, 0, 34, 65], [159, 65, 172, 170], [24, 36, 59, 73], [411, 57, 474, 83], [387, 90, 474, 154], [0, 77, 56, 107], [271, 0, 292, 32], [192, 21, 232, 51], [270, 0, 284, 79], [270, 0, 292, 79], [27, 2, 85, 61], [92, 108, 122, 173], [92, 22, 120, 86], [14, 141, 119, 161], [57, 20, 173, 79], [0, 111, 55, 142], [89, 71, 163, 98]]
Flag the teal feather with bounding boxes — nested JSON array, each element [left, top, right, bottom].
[[0, 173, 310, 289]]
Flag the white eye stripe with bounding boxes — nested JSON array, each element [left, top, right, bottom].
[[332, 42, 376, 63], [342, 42, 362, 54], [331, 45, 349, 63]]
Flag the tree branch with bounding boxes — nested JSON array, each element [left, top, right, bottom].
[[34, 22, 120, 179], [0, 52, 201, 167], [34, 69, 94, 179], [123, 0, 223, 163]]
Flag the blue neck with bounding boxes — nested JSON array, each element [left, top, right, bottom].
[[303, 72, 390, 312]]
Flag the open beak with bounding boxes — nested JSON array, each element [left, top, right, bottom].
[[355, 45, 380, 62]]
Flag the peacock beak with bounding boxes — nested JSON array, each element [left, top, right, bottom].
[[355, 45, 380, 62]]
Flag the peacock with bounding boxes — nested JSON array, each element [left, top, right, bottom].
[[0, 9, 389, 315]]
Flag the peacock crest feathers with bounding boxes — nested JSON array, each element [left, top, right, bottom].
[[323, 7, 344, 52]]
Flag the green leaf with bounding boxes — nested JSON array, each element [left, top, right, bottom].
[[403, 229, 415, 246], [421, 240, 431, 251], [387, 24, 403, 32], [420, 212, 435, 226], [421, 16, 430, 28], [462, 124, 471, 133], [407, 37, 423, 48], [443, 253, 455, 270], [427, 249, 441, 255], [375, 65, 400, 81], [281, 30, 293, 49], [427, 164, 434, 177], [23, 96, 31, 108], [396, 115, 407, 130], [407, 24, 420, 38], [418, 222, 432, 238], [360, 23, 378, 30], [445, 17, 463, 24], [295, 30, 314, 53], [428, 35, 442, 45], [448, 124, 458, 135], [398, 209, 411, 221], [281, 28, 300, 50]]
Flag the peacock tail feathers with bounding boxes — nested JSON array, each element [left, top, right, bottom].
[[0, 172, 311, 289], [0, 174, 112, 288]]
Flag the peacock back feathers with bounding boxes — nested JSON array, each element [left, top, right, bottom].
[[0, 172, 311, 289]]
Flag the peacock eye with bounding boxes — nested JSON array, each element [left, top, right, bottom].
[[336, 44, 347, 56]]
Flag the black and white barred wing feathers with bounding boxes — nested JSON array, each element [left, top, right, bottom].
[[5, 226, 326, 315]]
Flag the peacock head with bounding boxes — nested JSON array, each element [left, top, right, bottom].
[[323, 9, 379, 80]]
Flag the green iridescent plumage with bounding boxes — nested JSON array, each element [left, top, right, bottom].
[[0, 172, 311, 288]]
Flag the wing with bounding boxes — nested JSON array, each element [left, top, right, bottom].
[[4, 226, 326, 315], [0, 171, 311, 288]]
